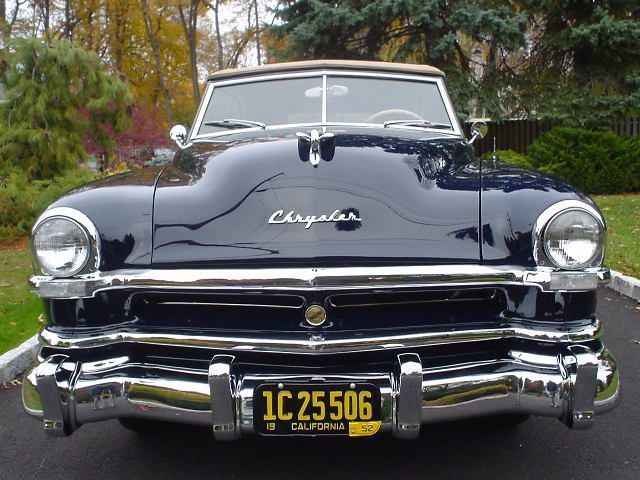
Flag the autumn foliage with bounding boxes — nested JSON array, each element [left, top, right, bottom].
[[85, 105, 174, 157]]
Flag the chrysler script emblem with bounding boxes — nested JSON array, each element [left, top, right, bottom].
[[268, 209, 362, 229]]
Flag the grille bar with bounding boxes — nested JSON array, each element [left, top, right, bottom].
[[328, 289, 499, 308]]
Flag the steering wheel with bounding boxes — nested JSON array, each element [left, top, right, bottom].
[[364, 109, 423, 124]]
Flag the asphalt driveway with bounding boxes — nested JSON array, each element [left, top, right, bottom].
[[1, 288, 638, 480]]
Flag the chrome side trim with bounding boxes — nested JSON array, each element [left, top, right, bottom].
[[30, 265, 611, 299], [39, 318, 603, 354]]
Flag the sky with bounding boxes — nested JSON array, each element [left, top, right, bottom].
[[216, 0, 278, 67]]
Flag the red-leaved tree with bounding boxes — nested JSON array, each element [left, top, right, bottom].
[[85, 104, 175, 168]]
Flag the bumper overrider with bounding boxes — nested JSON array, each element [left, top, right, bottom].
[[23, 265, 619, 439]]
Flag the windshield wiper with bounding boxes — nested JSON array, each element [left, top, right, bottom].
[[383, 120, 452, 129], [204, 118, 266, 129]]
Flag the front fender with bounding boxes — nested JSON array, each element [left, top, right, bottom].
[[43, 167, 165, 271], [481, 162, 597, 266]]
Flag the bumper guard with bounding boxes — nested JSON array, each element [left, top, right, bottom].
[[23, 344, 619, 438]]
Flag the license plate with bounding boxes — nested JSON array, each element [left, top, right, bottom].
[[253, 383, 381, 437]]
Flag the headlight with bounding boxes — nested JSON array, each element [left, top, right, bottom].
[[31, 208, 99, 278], [535, 202, 605, 270]]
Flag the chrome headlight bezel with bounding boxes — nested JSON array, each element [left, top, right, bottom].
[[31, 207, 101, 278], [533, 200, 605, 270]]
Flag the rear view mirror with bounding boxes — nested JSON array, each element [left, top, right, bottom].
[[469, 121, 488, 145], [305, 85, 349, 98], [170, 124, 188, 148]]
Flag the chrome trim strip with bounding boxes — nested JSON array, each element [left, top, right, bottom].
[[38, 318, 603, 354], [30, 265, 611, 299], [191, 122, 461, 143], [439, 75, 464, 134], [188, 82, 214, 140], [321, 74, 327, 123], [152, 301, 303, 309], [328, 295, 494, 308]]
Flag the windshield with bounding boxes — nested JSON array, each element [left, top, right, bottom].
[[199, 77, 323, 135], [326, 76, 450, 126], [196, 74, 453, 137]]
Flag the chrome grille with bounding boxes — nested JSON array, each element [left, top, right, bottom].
[[130, 288, 505, 332]]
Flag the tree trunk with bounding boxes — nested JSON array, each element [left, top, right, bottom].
[[109, 0, 130, 75], [0, 0, 6, 39], [63, 0, 71, 38], [1, 0, 22, 39], [189, 24, 200, 103], [140, 0, 173, 124], [253, 0, 260, 65], [40, 0, 51, 36], [178, 0, 201, 106], [213, 0, 224, 69]]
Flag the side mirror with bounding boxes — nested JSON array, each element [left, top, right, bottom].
[[469, 121, 488, 145], [170, 124, 188, 148]]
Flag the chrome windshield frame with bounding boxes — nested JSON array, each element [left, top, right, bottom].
[[188, 70, 463, 141]]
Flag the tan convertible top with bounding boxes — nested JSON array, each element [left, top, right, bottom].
[[208, 60, 445, 82]]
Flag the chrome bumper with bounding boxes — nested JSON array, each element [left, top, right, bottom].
[[38, 320, 603, 354], [29, 265, 611, 299], [23, 344, 619, 438]]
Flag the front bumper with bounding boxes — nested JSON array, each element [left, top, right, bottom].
[[29, 265, 611, 299], [23, 341, 619, 439]]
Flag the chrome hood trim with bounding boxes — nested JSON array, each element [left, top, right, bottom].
[[30, 265, 611, 299]]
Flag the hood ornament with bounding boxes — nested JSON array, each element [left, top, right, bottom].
[[296, 129, 335, 167]]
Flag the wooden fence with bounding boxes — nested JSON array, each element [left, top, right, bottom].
[[464, 117, 640, 157]]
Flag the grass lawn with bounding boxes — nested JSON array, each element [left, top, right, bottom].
[[0, 239, 42, 355], [0, 194, 637, 355], [593, 194, 640, 279]]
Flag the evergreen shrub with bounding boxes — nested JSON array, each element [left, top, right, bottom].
[[527, 127, 640, 194], [0, 165, 95, 241], [482, 149, 534, 168]]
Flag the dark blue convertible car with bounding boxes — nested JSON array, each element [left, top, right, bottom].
[[23, 60, 619, 439]]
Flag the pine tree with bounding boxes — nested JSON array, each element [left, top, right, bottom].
[[0, 37, 132, 179], [270, 0, 527, 118], [518, 1, 640, 126]]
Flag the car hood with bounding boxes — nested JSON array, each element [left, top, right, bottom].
[[152, 128, 480, 267]]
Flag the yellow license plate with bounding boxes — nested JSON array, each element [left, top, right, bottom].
[[254, 383, 381, 437]]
